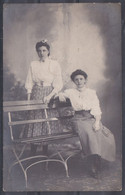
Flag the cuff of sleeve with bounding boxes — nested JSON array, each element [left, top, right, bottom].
[[90, 110, 102, 117]]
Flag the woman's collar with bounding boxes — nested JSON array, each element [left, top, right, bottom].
[[39, 57, 49, 63], [76, 86, 87, 92]]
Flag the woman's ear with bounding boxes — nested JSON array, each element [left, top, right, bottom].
[[85, 78, 88, 84]]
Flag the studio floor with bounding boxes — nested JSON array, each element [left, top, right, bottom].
[[3, 142, 122, 192]]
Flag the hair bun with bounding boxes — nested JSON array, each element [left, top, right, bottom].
[[41, 39, 48, 43]]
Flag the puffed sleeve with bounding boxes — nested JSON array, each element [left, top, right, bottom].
[[25, 64, 34, 94], [90, 90, 102, 116], [52, 61, 63, 93]]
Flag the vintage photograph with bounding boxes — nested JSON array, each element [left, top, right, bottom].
[[3, 3, 122, 191]]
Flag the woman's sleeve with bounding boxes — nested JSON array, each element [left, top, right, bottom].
[[63, 89, 71, 98], [25, 64, 34, 94], [90, 91, 102, 116], [52, 62, 63, 93]]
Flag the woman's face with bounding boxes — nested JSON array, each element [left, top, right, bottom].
[[74, 75, 86, 89], [37, 46, 49, 61]]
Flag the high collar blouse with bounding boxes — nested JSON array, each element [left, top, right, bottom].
[[25, 58, 63, 94], [64, 87, 102, 117]]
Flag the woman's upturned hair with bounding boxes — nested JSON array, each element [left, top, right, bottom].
[[36, 40, 50, 56], [70, 69, 88, 81]]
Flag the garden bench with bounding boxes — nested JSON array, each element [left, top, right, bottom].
[[3, 100, 80, 188]]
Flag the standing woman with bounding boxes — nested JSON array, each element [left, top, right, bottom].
[[24, 40, 63, 153], [26, 40, 63, 103], [59, 69, 116, 178]]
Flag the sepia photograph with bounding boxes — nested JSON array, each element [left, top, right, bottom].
[[3, 3, 122, 191]]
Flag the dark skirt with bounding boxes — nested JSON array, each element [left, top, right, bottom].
[[20, 85, 63, 138], [71, 111, 116, 162]]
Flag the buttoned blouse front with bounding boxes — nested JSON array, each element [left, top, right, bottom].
[[25, 58, 63, 94], [64, 88, 102, 117]]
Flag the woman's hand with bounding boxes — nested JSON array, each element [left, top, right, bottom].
[[58, 93, 66, 102], [44, 95, 51, 104], [27, 93, 31, 101], [93, 121, 100, 131], [93, 115, 101, 131]]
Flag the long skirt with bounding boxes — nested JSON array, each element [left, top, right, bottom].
[[20, 85, 63, 138], [71, 111, 116, 162]]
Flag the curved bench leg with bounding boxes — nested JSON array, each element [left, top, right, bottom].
[[12, 145, 28, 189], [9, 144, 27, 173], [64, 161, 69, 177]]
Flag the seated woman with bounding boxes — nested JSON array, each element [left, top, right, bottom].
[[58, 69, 116, 179]]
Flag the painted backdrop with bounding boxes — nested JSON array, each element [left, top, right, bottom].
[[3, 3, 122, 152]]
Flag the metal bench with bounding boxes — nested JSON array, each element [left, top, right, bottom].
[[3, 100, 80, 188]]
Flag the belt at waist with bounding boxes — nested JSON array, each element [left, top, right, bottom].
[[34, 82, 52, 87]]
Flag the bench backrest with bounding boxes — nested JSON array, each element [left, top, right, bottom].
[[3, 100, 75, 143]]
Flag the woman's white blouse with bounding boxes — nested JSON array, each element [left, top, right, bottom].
[[25, 58, 63, 94], [64, 88, 102, 116]]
